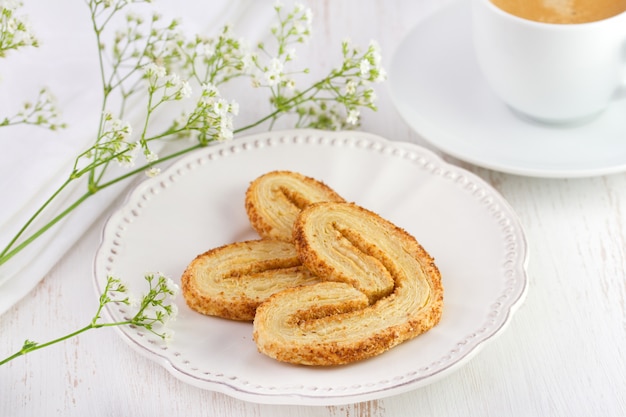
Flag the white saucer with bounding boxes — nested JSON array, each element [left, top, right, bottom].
[[388, 0, 626, 178]]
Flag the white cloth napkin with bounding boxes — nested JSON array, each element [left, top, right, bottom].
[[0, 0, 273, 315]]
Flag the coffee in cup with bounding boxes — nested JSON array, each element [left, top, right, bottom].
[[490, 0, 626, 24]]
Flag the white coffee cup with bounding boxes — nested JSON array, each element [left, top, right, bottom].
[[471, 0, 626, 124]]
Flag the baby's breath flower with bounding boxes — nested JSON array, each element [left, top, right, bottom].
[[0, 0, 21, 9], [0, 1, 387, 338], [0, 273, 180, 365], [107, 116, 132, 140], [355, 40, 386, 83], [110, 117, 122, 130], [144, 150, 158, 163], [240, 50, 254, 71], [202, 82, 218, 96], [144, 62, 167, 78], [126, 12, 143, 25], [369, 42, 382, 65], [0, 87, 66, 130], [201, 42, 214, 58], [88, 113, 140, 169], [237, 3, 384, 132], [293, 20, 306, 36], [363, 87, 377, 105], [229, 101, 239, 116], [117, 143, 139, 168], [165, 277, 179, 297], [304, 8, 313, 24], [264, 57, 283, 86], [166, 72, 182, 88], [359, 59, 371, 78], [346, 108, 360, 125], [213, 98, 230, 117], [219, 116, 233, 140], [285, 47, 296, 61], [345, 79, 357, 95], [179, 80, 192, 98], [126, 294, 140, 308], [0, 0, 39, 56], [375, 67, 387, 83], [160, 329, 175, 345]]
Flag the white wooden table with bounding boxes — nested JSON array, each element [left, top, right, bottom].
[[2, 0, 625, 415]]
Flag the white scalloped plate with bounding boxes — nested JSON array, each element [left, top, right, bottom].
[[93, 129, 528, 405]]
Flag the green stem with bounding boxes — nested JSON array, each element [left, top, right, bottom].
[[234, 81, 323, 134], [89, 3, 112, 188], [0, 324, 91, 366], [0, 177, 73, 260], [0, 190, 92, 267], [0, 320, 131, 366], [0, 142, 203, 268], [0, 0, 368, 273], [97, 143, 203, 189], [0, 126, 202, 267], [0, 69, 333, 268]]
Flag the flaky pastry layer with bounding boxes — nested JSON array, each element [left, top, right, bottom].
[[181, 239, 319, 321], [245, 170, 345, 242], [253, 202, 444, 366]]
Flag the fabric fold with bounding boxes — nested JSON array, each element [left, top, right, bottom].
[[0, 0, 272, 315]]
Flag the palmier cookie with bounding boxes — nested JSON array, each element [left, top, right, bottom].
[[181, 239, 319, 321], [245, 170, 345, 242], [253, 202, 444, 366]]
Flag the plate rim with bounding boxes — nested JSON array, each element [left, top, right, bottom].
[[93, 128, 529, 405]]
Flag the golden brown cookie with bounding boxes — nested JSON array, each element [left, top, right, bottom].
[[245, 171, 345, 242], [253, 202, 444, 366], [181, 239, 319, 321]]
